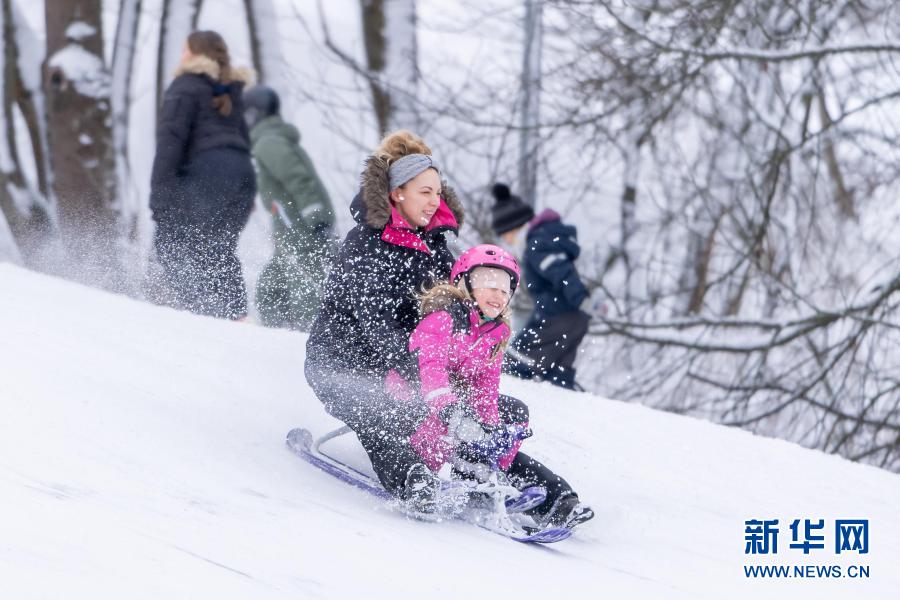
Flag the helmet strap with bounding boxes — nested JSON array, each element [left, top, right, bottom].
[[462, 273, 485, 319]]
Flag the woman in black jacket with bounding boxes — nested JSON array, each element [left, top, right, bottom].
[[150, 30, 256, 320], [305, 130, 465, 499]]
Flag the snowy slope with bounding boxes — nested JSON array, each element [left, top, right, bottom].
[[1, 263, 898, 599]]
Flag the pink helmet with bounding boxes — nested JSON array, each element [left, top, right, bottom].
[[451, 244, 521, 293]]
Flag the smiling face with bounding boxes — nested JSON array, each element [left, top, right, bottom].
[[471, 287, 510, 319], [467, 266, 512, 319], [390, 168, 442, 227]]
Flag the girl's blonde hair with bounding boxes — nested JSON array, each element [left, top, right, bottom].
[[374, 130, 432, 166], [418, 282, 511, 360]]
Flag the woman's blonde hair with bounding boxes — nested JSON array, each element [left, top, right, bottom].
[[418, 282, 511, 360], [374, 130, 432, 166]]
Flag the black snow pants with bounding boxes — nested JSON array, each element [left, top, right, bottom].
[[497, 395, 577, 518], [305, 357, 428, 497], [304, 359, 576, 514], [507, 310, 590, 390], [153, 148, 256, 320]]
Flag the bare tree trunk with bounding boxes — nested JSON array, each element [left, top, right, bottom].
[[360, 0, 388, 133], [383, 0, 418, 130], [8, 1, 51, 200], [620, 137, 641, 314], [0, 0, 51, 264], [816, 89, 855, 218], [111, 0, 141, 241], [44, 0, 120, 288], [155, 0, 203, 112], [723, 263, 751, 316], [684, 214, 722, 314], [360, 0, 418, 133], [244, 0, 285, 99], [0, 206, 21, 263], [244, 0, 264, 77], [518, 0, 543, 208]]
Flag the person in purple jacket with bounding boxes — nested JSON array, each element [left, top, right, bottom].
[[490, 183, 605, 390], [387, 244, 594, 529]]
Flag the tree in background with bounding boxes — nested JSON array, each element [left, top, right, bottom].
[[110, 0, 142, 244], [0, 0, 897, 474], [0, 0, 52, 265], [518, 0, 542, 208], [44, 0, 120, 288], [314, 0, 420, 134], [155, 0, 202, 114], [360, 0, 419, 132], [541, 0, 900, 470], [0, 0, 294, 290]]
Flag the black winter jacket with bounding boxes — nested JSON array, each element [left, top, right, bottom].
[[150, 55, 253, 217], [306, 156, 465, 379]]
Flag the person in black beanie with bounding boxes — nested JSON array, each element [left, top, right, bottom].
[[491, 183, 534, 241], [490, 183, 604, 390]]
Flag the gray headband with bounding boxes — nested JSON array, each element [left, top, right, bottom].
[[388, 153, 440, 190]]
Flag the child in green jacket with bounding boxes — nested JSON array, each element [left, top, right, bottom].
[[244, 85, 336, 331]]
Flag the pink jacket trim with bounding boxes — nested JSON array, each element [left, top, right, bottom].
[[380, 198, 459, 254]]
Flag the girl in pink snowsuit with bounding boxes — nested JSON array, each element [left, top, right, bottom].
[[393, 245, 592, 529], [408, 281, 523, 474], [382, 244, 526, 475]]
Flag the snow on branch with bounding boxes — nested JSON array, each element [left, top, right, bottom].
[[65, 21, 97, 41], [48, 44, 110, 99]]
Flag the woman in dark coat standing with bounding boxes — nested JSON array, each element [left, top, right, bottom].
[[305, 130, 465, 499], [150, 30, 256, 320]]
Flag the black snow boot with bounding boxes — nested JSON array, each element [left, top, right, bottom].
[[541, 493, 594, 530], [401, 463, 438, 515]]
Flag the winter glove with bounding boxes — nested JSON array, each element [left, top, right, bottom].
[[579, 288, 608, 319], [439, 402, 490, 444], [455, 424, 533, 466], [439, 402, 533, 466]]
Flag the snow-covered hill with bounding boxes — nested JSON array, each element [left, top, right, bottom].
[[1, 263, 897, 599]]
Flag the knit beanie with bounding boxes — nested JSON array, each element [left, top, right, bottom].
[[491, 183, 534, 235]]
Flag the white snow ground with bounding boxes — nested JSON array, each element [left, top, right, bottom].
[[1, 263, 898, 599]]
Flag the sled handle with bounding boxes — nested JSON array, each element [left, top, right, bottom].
[[313, 425, 353, 454]]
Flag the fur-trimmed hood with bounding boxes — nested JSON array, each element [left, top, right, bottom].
[[174, 54, 255, 85], [351, 156, 465, 230]]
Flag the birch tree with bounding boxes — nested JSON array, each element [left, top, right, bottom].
[[518, 0, 542, 208], [110, 0, 141, 239], [0, 0, 51, 264]]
